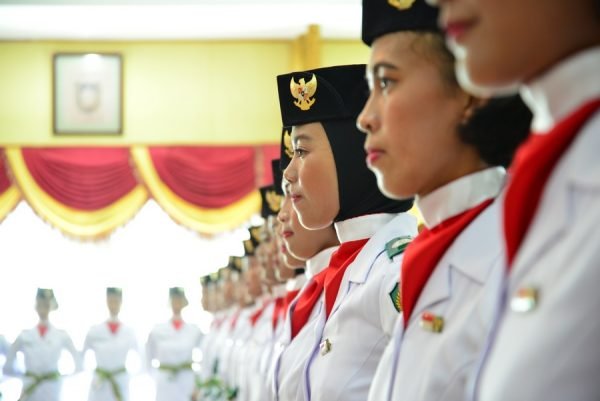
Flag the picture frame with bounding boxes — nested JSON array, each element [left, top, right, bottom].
[[53, 53, 123, 135]]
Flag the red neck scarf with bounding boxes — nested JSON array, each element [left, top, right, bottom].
[[172, 319, 184, 331], [249, 300, 272, 327], [107, 321, 120, 335], [290, 238, 368, 339], [504, 99, 600, 268], [38, 324, 48, 338], [229, 309, 241, 331], [283, 289, 300, 318], [271, 296, 285, 331], [401, 199, 494, 327]]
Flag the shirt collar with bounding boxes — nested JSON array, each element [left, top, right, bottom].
[[521, 46, 600, 133], [305, 246, 338, 279], [286, 274, 307, 292], [417, 167, 506, 229], [334, 213, 396, 243], [272, 284, 287, 298]]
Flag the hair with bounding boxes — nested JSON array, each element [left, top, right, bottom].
[[411, 32, 458, 92], [410, 32, 532, 168], [458, 96, 532, 167]]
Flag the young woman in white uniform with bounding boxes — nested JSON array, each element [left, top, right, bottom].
[[277, 64, 417, 401], [269, 147, 339, 401], [83, 288, 139, 401], [357, 2, 531, 400], [4, 289, 80, 401], [146, 287, 202, 401], [429, 0, 600, 399]]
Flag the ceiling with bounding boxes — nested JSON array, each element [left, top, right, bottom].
[[0, 0, 362, 40]]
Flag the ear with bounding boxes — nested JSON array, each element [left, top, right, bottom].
[[461, 96, 488, 124]]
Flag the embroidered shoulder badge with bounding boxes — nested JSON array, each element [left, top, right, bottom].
[[389, 282, 402, 313], [385, 236, 412, 260]]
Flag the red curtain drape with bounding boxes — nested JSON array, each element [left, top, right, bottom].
[[3, 144, 280, 238], [21, 147, 138, 211], [149, 146, 258, 208], [259, 144, 282, 186]]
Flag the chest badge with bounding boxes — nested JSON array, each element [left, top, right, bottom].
[[319, 338, 332, 355], [510, 287, 539, 313], [420, 311, 444, 333]]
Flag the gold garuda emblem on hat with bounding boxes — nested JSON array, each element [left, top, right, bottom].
[[250, 226, 261, 243], [230, 256, 242, 270], [290, 74, 317, 111], [244, 239, 255, 254], [283, 129, 294, 159], [388, 0, 416, 10], [266, 190, 282, 213]]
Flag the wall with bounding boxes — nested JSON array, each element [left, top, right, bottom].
[[0, 34, 370, 146]]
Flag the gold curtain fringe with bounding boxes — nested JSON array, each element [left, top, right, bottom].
[[2, 146, 263, 239], [0, 186, 20, 224], [5, 147, 149, 241]]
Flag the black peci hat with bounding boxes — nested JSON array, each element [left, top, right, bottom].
[[169, 287, 188, 306], [200, 275, 214, 287], [272, 158, 284, 196], [36, 288, 58, 310], [362, 0, 439, 46], [279, 127, 293, 172], [243, 239, 256, 256], [228, 256, 243, 273], [106, 287, 123, 297], [248, 226, 262, 246], [260, 185, 283, 218], [277, 65, 368, 127], [169, 287, 186, 297]]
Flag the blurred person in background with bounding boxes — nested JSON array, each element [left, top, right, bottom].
[[83, 287, 140, 401], [3, 288, 81, 401], [146, 287, 202, 401]]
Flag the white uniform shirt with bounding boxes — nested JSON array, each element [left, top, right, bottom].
[[208, 307, 236, 382], [214, 307, 242, 383], [270, 284, 290, 346], [4, 324, 80, 401], [476, 46, 600, 401], [304, 213, 417, 401], [0, 334, 9, 382], [146, 321, 203, 401], [0, 335, 8, 357], [199, 311, 227, 381], [259, 274, 308, 389], [368, 167, 506, 401], [270, 246, 337, 401], [83, 320, 139, 401], [245, 298, 276, 401], [223, 306, 254, 393]]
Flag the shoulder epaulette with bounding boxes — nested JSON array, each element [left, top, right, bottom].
[[385, 236, 412, 260]]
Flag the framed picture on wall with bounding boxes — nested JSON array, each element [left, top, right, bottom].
[[53, 53, 123, 135]]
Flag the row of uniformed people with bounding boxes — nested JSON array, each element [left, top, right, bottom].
[[194, 215, 316, 401], [198, 0, 600, 400], [199, 3, 512, 399], [1, 286, 203, 401]]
